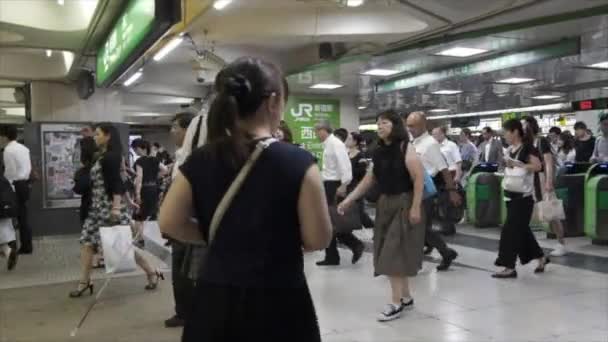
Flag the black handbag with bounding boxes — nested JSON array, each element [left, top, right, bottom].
[[329, 196, 362, 234]]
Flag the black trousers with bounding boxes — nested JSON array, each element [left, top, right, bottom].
[[172, 241, 195, 320], [14, 181, 32, 252], [495, 196, 544, 269], [423, 196, 450, 258], [358, 200, 374, 228], [323, 180, 363, 262]]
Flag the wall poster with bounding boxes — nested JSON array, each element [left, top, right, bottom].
[[41, 124, 85, 209], [284, 97, 341, 163]]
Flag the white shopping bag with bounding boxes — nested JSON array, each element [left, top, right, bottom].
[[142, 221, 172, 264], [100, 226, 137, 274], [536, 193, 566, 223]]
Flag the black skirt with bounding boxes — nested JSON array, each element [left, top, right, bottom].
[[183, 281, 321, 342], [133, 185, 159, 221]]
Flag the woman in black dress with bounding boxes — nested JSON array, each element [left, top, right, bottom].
[[160, 57, 333, 341], [345, 132, 374, 228], [493, 119, 550, 278], [130, 139, 167, 241]]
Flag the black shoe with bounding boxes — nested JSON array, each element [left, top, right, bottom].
[[423, 246, 434, 255], [145, 271, 165, 290], [164, 315, 185, 328], [7, 247, 18, 271], [492, 270, 518, 279], [400, 297, 415, 310], [437, 249, 458, 271], [69, 282, 94, 298], [316, 259, 340, 266], [534, 257, 551, 274], [18, 248, 32, 255], [352, 245, 364, 264], [439, 229, 456, 236]]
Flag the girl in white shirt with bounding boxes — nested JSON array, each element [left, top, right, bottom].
[[557, 132, 576, 166]]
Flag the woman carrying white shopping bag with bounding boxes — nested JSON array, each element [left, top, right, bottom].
[[69, 123, 163, 298]]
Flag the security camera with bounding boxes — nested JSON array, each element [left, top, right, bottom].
[[196, 70, 207, 84]]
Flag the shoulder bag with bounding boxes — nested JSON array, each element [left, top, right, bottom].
[[182, 138, 277, 280], [502, 147, 534, 194]]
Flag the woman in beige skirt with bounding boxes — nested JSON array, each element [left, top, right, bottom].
[[338, 110, 425, 322]]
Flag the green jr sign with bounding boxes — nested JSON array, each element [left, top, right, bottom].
[[284, 98, 341, 163], [96, 0, 156, 86]]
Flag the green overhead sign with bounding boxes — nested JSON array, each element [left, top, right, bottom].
[[377, 39, 580, 93], [96, 0, 156, 86]]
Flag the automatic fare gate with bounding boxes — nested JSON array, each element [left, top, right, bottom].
[[552, 163, 592, 237], [466, 163, 501, 228], [584, 163, 608, 245]]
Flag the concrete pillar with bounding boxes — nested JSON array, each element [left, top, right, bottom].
[[30, 81, 124, 122]]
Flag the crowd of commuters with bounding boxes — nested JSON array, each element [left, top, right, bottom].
[[3, 54, 608, 339]]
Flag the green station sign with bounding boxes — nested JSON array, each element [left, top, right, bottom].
[[96, 0, 180, 87]]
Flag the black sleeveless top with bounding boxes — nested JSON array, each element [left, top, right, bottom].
[[180, 141, 315, 288], [372, 140, 413, 195], [134, 156, 160, 185]]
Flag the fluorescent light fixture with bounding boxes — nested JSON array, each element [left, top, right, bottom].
[[310, 83, 344, 90], [431, 89, 462, 95], [57, 0, 64, 5], [496, 77, 536, 84], [46, 50, 52, 57], [429, 109, 450, 113], [213, 0, 232, 10], [2, 108, 25, 116], [123, 70, 143, 87], [531, 95, 563, 100], [362, 69, 399, 76], [428, 103, 570, 120], [347, 0, 364, 7], [171, 97, 194, 104], [435, 47, 488, 58], [153, 37, 183, 62], [127, 113, 166, 117], [589, 61, 608, 69], [359, 124, 378, 131], [358, 106, 367, 110]]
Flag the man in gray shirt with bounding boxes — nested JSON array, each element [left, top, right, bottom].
[[591, 113, 608, 163]]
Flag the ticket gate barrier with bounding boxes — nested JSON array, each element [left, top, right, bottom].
[[466, 163, 501, 228], [551, 162, 592, 237], [584, 163, 608, 245]]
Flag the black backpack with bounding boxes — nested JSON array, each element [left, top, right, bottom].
[[0, 176, 18, 218]]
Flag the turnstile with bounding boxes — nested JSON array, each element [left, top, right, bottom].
[[466, 163, 501, 228], [584, 163, 608, 245], [552, 163, 592, 237]]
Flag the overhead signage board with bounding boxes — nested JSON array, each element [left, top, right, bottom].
[[572, 98, 608, 111], [377, 39, 580, 94], [284, 97, 341, 164], [96, 0, 180, 87]]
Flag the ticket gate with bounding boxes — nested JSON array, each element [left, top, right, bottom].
[[552, 162, 592, 237], [466, 163, 501, 228], [584, 163, 608, 245]]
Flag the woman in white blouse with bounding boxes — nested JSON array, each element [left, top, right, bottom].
[[557, 132, 576, 166]]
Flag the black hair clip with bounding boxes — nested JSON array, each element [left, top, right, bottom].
[[225, 74, 251, 97]]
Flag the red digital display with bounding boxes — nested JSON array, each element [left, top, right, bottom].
[[579, 100, 594, 110]]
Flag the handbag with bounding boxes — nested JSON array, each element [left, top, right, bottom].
[[186, 138, 277, 278], [329, 196, 361, 234], [536, 192, 566, 222], [502, 147, 534, 194], [100, 225, 138, 274]]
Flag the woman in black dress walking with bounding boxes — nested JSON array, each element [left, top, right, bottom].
[[160, 57, 333, 341]]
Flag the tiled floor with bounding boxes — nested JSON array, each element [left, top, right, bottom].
[[1, 229, 607, 342]]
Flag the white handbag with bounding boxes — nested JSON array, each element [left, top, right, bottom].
[[502, 147, 534, 194], [100, 225, 138, 274], [536, 192, 566, 222]]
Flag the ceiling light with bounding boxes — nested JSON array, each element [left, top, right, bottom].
[[57, 0, 64, 5], [123, 70, 143, 87], [46, 50, 52, 58], [431, 90, 462, 95], [589, 61, 608, 69], [362, 69, 399, 76], [310, 83, 344, 90], [346, 0, 364, 7], [359, 124, 378, 131], [436, 47, 488, 57], [429, 109, 450, 113], [496, 77, 536, 84], [127, 113, 165, 117], [153, 37, 183, 62], [531, 95, 563, 100], [428, 103, 570, 120], [1, 108, 25, 116], [213, 0, 232, 10], [358, 106, 367, 110]]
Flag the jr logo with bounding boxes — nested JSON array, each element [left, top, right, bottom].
[[291, 103, 313, 118]]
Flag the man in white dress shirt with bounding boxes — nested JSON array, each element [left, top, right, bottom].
[[314, 121, 364, 266], [0, 125, 32, 255]]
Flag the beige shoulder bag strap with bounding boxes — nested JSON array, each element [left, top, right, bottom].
[[204, 138, 277, 246]]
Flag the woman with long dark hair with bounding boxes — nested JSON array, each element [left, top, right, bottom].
[[159, 57, 332, 341], [345, 132, 374, 228], [493, 119, 549, 278], [338, 110, 426, 322], [557, 132, 576, 165], [70, 123, 163, 298]]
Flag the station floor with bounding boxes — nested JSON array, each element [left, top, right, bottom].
[[1, 226, 607, 342]]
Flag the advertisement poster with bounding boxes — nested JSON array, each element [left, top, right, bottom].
[[284, 97, 340, 163], [41, 124, 85, 209]]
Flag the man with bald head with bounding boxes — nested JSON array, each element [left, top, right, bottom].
[[403, 112, 460, 271]]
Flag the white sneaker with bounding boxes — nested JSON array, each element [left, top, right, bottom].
[[550, 244, 568, 257], [377, 303, 404, 322]]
